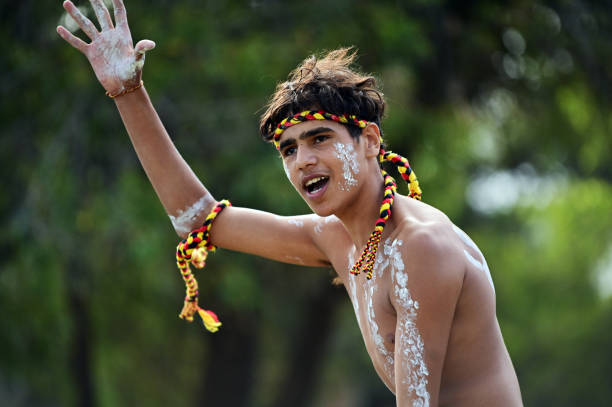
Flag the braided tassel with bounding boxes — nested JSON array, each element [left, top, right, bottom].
[[175, 199, 231, 332], [351, 171, 397, 279], [380, 148, 422, 200]]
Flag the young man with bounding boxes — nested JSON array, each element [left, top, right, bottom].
[[57, 0, 523, 405]]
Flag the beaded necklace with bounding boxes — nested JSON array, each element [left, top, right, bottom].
[[274, 110, 422, 279]]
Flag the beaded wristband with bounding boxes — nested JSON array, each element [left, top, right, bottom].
[[105, 80, 144, 99], [175, 199, 231, 332]]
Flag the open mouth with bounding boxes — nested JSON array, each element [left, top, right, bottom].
[[304, 176, 329, 194]]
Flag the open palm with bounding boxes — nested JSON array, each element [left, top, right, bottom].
[[57, 0, 155, 95]]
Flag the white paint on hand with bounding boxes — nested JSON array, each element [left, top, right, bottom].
[[98, 30, 140, 90], [169, 196, 210, 235], [452, 225, 495, 292], [334, 142, 359, 191]]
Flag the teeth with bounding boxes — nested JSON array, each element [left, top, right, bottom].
[[305, 177, 326, 187]]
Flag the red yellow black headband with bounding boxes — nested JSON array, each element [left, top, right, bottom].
[[273, 110, 367, 150]]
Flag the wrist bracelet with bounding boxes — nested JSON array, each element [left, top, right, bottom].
[[105, 80, 144, 99]]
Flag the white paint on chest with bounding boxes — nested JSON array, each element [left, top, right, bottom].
[[452, 225, 495, 292], [169, 196, 210, 235], [387, 238, 429, 406], [346, 250, 361, 329], [333, 142, 359, 191]]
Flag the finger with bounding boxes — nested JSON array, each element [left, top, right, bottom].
[[89, 0, 114, 31], [111, 0, 128, 29], [57, 25, 88, 53], [63, 0, 99, 40], [134, 39, 156, 58]]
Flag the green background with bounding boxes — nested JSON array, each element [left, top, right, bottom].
[[1, 0, 611, 405]]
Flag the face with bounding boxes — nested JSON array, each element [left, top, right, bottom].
[[278, 120, 366, 216]]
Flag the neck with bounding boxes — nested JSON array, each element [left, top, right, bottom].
[[335, 168, 394, 249]]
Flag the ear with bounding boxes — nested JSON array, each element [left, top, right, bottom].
[[362, 123, 382, 159]]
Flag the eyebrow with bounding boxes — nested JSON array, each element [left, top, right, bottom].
[[278, 127, 334, 151]]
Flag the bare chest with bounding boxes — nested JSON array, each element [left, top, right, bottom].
[[339, 239, 409, 392]]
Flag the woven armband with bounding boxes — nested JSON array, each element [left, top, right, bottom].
[[175, 199, 231, 332]]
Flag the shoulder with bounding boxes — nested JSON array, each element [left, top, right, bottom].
[[389, 198, 466, 306]]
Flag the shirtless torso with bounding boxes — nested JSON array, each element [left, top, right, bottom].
[[312, 195, 523, 406]]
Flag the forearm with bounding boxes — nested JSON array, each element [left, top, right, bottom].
[[114, 85, 215, 235]]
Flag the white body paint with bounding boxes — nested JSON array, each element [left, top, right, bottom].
[[452, 225, 495, 292], [288, 219, 304, 227], [346, 250, 362, 329], [333, 142, 359, 191], [366, 249, 393, 379], [98, 31, 143, 90], [387, 239, 430, 407], [314, 223, 323, 234], [169, 196, 210, 235], [324, 215, 338, 224], [346, 238, 430, 403]]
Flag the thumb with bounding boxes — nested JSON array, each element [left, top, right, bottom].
[[135, 39, 156, 61]]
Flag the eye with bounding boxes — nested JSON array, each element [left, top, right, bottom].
[[313, 134, 329, 144], [282, 146, 296, 157]]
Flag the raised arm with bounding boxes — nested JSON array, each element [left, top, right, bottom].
[[56, 0, 331, 266]]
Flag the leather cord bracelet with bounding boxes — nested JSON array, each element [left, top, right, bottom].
[[105, 80, 144, 99]]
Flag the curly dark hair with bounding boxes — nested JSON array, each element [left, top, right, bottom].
[[259, 48, 386, 142]]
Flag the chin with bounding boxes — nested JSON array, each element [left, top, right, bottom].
[[303, 199, 335, 218]]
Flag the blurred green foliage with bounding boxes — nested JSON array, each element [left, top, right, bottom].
[[1, 0, 611, 406]]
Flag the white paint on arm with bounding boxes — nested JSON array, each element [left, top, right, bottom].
[[169, 195, 211, 235], [452, 225, 495, 292], [288, 219, 304, 227]]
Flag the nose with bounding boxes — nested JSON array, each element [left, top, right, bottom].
[[295, 145, 317, 170]]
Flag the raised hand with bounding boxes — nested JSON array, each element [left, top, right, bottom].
[[57, 0, 155, 97]]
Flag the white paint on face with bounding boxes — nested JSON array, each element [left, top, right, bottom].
[[169, 196, 210, 235], [387, 238, 429, 406], [282, 160, 290, 179], [333, 142, 359, 191], [452, 225, 495, 292], [288, 219, 304, 227]]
